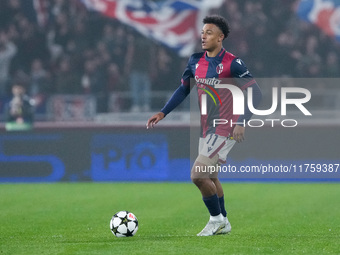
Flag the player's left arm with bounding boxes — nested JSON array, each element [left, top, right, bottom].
[[230, 58, 262, 142]]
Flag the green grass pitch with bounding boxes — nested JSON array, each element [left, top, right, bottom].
[[1, 182, 339, 255]]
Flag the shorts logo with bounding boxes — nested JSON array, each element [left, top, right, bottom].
[[216, 63, 223, 74]]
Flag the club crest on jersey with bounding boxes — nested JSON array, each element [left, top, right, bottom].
[[216, 64, 223, 74]]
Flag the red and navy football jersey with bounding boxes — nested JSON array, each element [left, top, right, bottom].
[[181, 48, 257, 138], [161, 48, 261, 138]]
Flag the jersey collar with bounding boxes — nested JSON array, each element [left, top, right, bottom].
[[204, 48, 226, 60]]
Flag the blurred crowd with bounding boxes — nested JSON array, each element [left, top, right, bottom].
[[220, 0, 340, 78], [0, 0, 339, 114]]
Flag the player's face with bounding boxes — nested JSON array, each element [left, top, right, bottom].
[[201, 24, 224, 51]]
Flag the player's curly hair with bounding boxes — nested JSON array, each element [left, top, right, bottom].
[[203, 15, 230, 40]]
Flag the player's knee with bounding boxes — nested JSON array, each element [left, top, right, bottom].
[[191, 176, 207, 188], [190, 167, 202, 184], [191, 176, 202, 187]]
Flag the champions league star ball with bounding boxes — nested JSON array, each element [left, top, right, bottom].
[[110, 211, 138, 237]]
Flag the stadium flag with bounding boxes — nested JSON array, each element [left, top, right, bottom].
[[79, 0, 224, 56], [297, 0, 340, 41]]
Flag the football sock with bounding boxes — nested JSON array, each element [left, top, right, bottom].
[[203, 194, 221, 217], [219, 195, 227, 217]]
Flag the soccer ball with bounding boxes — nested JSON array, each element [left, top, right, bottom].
[[110, 211, 138, 237]]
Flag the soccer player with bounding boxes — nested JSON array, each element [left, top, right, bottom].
[[146, 15, 262, 236]]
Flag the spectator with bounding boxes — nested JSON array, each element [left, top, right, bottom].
[[80, 59, 106, 112], [29, 58, 51, 111], [30, 58, 51, 96], [0, 0, 339, 117], [126, 33, 154, 112], [0, 31, 17, 97], [13, 15, 49, 73], [103, 23, 129, 73], [5, 82, 34, 125], [54, 57, 80, 94], [324, 51, 340, 78], [153, 47, 179, 90], [105, 62, 122, 112]]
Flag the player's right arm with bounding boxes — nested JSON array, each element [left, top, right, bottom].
[[146, 112, 165, 129], [146, 84, 190, 129], [146, 55, 194, 129]]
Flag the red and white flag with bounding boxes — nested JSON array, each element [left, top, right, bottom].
[[80, 0, 223, 56], [297, 0, 340, 41]]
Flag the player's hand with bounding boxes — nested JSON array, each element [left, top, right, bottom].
[[232, 125, 245, 143], [146, 112, 165, 129]]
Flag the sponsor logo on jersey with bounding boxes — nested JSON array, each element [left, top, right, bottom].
[[239, 70, 250, 78], [195, 76, 221, 86]]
